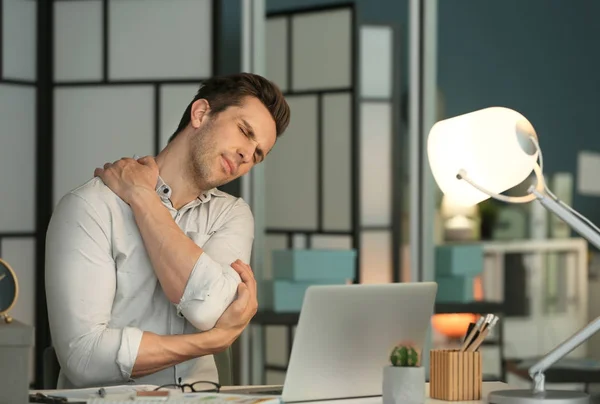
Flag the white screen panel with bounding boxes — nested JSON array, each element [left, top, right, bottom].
[[266, 17, 288, 92], [2, 237, 36, 383], [292, 9, 351, 91], [265, 326, 288, 367], [265, 95, 318, 230], [360, 102, 392, 226], [311, 235, 352, 250], [323, 93, 351, 231], [54, 1, 102, 82], [360, 231, 392, 284], [0, 85, 35, 232], [360, 26, 393, 98], [109, 0, 212, 80], [159, 84, 199, 149], [2, 0, 36, 80], [54, 86, 154, 206], [292, 234, 306, 249]]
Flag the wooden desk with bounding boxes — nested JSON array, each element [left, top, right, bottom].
[[225, 382, 513, 404]]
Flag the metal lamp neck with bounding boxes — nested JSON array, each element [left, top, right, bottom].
[[532, 371, 546, 393]]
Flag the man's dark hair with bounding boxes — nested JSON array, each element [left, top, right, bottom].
[[169, 73, 290, 143]]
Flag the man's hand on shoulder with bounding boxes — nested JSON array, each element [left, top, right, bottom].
[[210, 259, 258, 350], [94, 156, 158, 205]]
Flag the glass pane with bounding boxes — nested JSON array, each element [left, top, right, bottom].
[[159, 84, 199, 149], [360, 26, 393, 98], [322, 93, 352, 231], [264, 234, 287, 280], [360, 102, 392, 226], [109, 0, 212, 79], [54, 1, 103, 81], [0, 85, 35, 232], [292, 8, 351, 91], [54, 86, 154, 206], [311, 235, 352, 250], [265, 95, 318, 230], [2, 0, 36, 80], [360, 231, 392, 284], [266, 17, 288, 92], [265, 370, 286, 385]]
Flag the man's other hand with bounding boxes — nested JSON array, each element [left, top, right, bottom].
[[94, 156, 159, 204], [213, 259, 258, 348]]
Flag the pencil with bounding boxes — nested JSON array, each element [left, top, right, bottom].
[[460, 315, 485, 352], [467, 316, 499, 352]]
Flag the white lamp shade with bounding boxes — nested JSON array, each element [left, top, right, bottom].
[[428, 107, 539, 206]]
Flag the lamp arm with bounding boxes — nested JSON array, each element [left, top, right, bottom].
[[526, 316, 600, 393], [530, 187, 600, 250], [457, 163, 545, 204], [523, 187, 600, 392]]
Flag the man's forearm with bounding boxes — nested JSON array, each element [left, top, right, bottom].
[[132, 329, 232, 378], [129, 188, 203, 304]]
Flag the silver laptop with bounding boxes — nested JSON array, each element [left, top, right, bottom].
[[237, 282, 437, 402]]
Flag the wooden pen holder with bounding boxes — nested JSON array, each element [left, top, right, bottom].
[[429, 349, 482, 401]]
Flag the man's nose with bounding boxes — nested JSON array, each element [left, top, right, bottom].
[[238, 144, 255, 163]]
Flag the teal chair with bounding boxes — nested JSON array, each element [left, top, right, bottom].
[[42, 346, 234, 388]]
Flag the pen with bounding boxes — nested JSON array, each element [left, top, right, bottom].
[[460, 315, 485, 352], [467, 316, 499, 352]]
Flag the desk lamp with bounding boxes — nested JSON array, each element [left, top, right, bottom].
[[428, 107, 598, 404]]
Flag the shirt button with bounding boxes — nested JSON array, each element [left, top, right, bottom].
[[163, 188, 169, 194]]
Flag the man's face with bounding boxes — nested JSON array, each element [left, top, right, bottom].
[[189, 96, 277, 190]]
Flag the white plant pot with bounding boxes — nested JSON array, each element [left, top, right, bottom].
[[382, 365, 425, 404]]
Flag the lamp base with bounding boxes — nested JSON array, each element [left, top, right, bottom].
[[488, 389, 589, 404]]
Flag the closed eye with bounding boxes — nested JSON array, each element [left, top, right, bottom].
[[239, 122, 264, 164]]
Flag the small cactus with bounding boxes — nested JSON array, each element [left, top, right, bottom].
[[390, 344, 419, 367]]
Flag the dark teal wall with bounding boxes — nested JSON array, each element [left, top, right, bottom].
[[263, 0, 600, 228], [437, 0, 600, 227]]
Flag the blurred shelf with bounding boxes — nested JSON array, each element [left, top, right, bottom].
[[435, 301, 505, 314]]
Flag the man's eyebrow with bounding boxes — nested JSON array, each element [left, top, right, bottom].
[[240, 118, 265, 161]]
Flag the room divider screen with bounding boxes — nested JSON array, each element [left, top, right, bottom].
[[0, 0, 218, 387], [263, 3, 402, 289], [255, 2, 403, 384]]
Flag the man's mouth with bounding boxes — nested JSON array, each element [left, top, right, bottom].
[[222, 155, 236, 175]]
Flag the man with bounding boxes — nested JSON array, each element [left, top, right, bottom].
[[45, 73, 290, 388]]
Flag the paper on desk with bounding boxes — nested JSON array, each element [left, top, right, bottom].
[[84, 392, 281, 404], [31, 385, 282, 404], [30, 384, 158, 402]]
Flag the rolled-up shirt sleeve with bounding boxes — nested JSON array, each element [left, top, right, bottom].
[[177, 198, 254, 331], [45, 192, 143, 387]]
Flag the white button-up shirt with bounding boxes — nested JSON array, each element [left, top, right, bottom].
[[45, 176, 253, 388]]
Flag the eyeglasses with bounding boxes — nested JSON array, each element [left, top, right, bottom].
[[154, 378, 221, 393]]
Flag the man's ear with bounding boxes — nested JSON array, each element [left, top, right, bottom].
[[190, 99, 211, 129]]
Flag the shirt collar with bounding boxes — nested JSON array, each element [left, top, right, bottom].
[[155, 176, 226, 203]]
